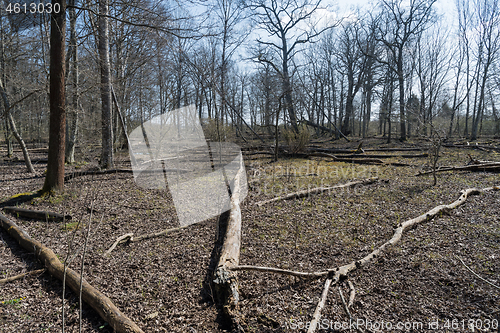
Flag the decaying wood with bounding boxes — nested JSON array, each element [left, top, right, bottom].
[[255, 178, 378, 206], [0, 269, 45, 284], [0, 212, 144, 333], [442, 143, 500, 152], [64, 168, 188, 182], [4, 206, 71, 222], [415, 162, 500, 176], [309, 152, 385, 164], [213, 154, 246, 327]]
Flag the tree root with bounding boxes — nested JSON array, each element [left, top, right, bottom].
[[0, 212, 144, 333], [254, 178, 378, 206]]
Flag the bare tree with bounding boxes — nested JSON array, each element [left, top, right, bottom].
[[99, 0, 113, 169], [246, 0, 336, 132], [65, 0, 79, 164], [375, 0, 437, 141], [470, 0, 500, 140]]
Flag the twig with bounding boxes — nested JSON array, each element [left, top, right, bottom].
[[455, 255, 500, 290], [338, 286, 352, 319], [347, 280, 355, 309], [104, 233, 134, 256], [307, 277, 332, 333], [0, 269, 45, 284]]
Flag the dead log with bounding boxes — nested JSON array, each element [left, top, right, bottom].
[[213, 154, 246, 328], [4, 206, 72, 222], [255, 178, 378, 206], [309, 152, 384, 165], [415, 162, 500, 176], [64, 168, 188, 182], [0, 212, 144, 333], [0, 269, 45, 284]]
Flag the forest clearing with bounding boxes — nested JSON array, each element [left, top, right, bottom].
[[1, 137, 499, 332], [1, 0, 500, 331]]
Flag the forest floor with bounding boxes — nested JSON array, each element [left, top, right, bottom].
[[0, 136, 499, 333]]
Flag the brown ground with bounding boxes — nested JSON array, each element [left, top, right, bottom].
[[0, 138, 499, 332]]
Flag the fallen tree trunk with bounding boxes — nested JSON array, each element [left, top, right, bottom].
[[64, 168, 188, 182], [213, 154, 246, 329], [415, 163, 500, 176], [0, 212, 144, 333], [4, 206, 71, 222], [309, 152, 384, 165], [255, 178, 378, 206]]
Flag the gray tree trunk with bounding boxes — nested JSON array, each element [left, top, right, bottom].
[[99, 0, 113, 169]]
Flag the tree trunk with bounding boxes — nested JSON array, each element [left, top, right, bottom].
[[0, 80, 35, 173], [99, 0, 113, 169], [65, 0, 78, 164], [398, 56, 406, 141], [43, 0, 66, 193]]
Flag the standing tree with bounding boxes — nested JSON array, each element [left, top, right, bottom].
[[42, 0, 66, 193], [99, 0, 113, 169], [245, 0, 335, 132], [375, 0, 437, 141]]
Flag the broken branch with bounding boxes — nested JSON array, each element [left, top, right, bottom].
[[255, 178, 378, 206], [0, 269, 45, 284]]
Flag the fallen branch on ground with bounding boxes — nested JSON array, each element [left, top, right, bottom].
[[0, 212, 144, 333], [254, 178, 378, 206], [64, 168, 189, 182], [309, 152, 384, 164], [455, 255, 500, 290], [104, 225, 191, 255], [3, 206, 71, 222], [415, 163, 500, 176], [0, 269, 45, 284], [104, 233, 133, 256]]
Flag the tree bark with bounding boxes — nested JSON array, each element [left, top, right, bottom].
[[43, 0, 66, 193], [65, 0, 78, 164], [213, 154, 245, 327], [99, 0, 114, 169]]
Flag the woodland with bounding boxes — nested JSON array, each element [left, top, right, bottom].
[[0, 0, 500, 332]]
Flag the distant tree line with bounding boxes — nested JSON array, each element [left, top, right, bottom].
[[1, 0, 500, 167]]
